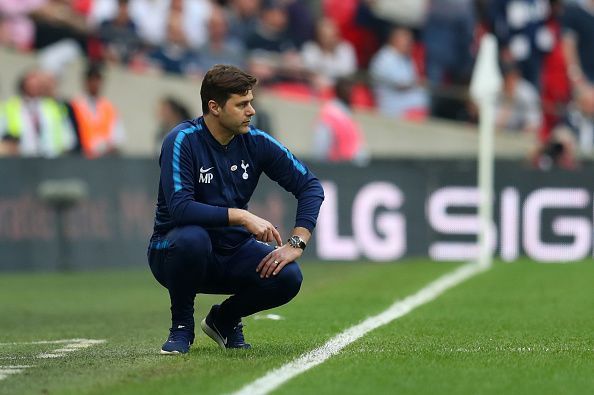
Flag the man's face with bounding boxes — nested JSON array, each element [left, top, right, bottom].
[[218, 91, 256, 135], [86, 75, 102, 97]]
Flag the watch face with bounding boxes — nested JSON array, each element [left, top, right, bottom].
[[289, 235, 305, 249]]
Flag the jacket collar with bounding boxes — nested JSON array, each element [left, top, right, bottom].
[[196, 116, 239, 152]]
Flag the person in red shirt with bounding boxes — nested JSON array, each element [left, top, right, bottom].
[[313, 77, 367, 163]]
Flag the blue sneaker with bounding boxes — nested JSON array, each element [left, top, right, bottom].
[[160, 324, 195, 354], [200, 305, 251, 349]]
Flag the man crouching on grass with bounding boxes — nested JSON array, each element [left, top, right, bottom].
[[147, 64, 324, 354]]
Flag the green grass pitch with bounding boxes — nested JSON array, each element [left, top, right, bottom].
[[1, 259, 593, 395]]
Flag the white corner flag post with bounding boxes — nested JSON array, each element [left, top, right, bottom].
[[469, 34, 502, 269]]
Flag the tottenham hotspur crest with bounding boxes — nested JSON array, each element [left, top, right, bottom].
[[241, 160, 249, 180]]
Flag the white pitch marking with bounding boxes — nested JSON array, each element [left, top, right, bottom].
[[253, 314, 285, 321], [0, 339, 101, 346], [0, 339, 106, 381], [34, 339, 106, 359], [231, 262, 488, 395], [37, 353, 66, 359]]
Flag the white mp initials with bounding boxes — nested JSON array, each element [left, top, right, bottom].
[[199, 173, 213, 183]]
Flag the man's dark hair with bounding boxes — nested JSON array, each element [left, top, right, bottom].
[[17, 70, 33, 95], [85, 62, 104, 80], [200, 65, 257, 114]]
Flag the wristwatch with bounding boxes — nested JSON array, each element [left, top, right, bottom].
[[288, 235, 307, 250]]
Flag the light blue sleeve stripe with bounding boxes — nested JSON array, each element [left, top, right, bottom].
[[172, 125, 201, 192], [249, 129, 307, 175]]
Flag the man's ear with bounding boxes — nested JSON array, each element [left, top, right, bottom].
[[208, 100, 220, 116]]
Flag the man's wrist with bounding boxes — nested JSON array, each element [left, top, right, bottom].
[[228, 208, 248, 226]]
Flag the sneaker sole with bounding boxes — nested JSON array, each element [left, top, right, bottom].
[[200, 318, 226, 349], [159, 349, 182, 355]]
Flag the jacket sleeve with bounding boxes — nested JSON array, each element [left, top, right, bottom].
[[160, 129, 228, 227], [252, 129, 324, 232]]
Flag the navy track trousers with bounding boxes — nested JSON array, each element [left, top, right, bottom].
[[148, 225, 303, 328]]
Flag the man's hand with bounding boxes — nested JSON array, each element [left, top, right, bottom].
[[256, 244, 303, 278], [229, 208, 282, 245]]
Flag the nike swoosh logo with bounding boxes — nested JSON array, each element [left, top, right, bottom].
[[213, 324, 228, 345], [200, 166, 214, 173]]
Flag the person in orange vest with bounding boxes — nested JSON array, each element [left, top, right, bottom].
[[313, 77, 368, 163], [70, 63, 126, 158]]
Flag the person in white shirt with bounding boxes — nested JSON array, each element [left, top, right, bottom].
[[90, 0, 212, 49], [495, 62, 542, 134], [301, 18, 357, 90], [369, 27, 428, 118]]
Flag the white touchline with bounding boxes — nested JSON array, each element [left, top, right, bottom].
[[0, 339, 104, 346], [231, 262, 488, 395], [0, 339, 106, 381]]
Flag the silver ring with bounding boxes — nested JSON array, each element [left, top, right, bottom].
[[273, 260, 279, 265]]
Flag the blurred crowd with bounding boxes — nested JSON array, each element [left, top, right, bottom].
[[1, 0, 594, 168], [0, 63, 126, 158]]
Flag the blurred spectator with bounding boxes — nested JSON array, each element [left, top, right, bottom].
[[0, 0, 44, 50], [155, 95, 190, 150], [0, 69, 76, 157], [495, 62, 542, 134], [301, 17, 356, 90], [98, 0, 142, 65], [30, 0, 90, 53], [490, 0, 552, 89], [539, 0, 570, 142], [368, 0, 427, 29], [197, 5, 245, 72], [421, 0, 476, 121], [225, 0, 261, 40], [245, 0, 303, 84], [562, 0, 594, 87], [35, 69, 85, 153], [352, 0, 393, 44], [423, 0, 475, 88], [313, 77, 367, 163], [322, 0, 380, 68], [282, 0, 315, 49], [369, 27, 428, 119], [560, 84, 594, 154], [70, 63, 126, 158], [166, 0, 212, 50], [146, 13, 200, 76], [90, 0, 212, 49]]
